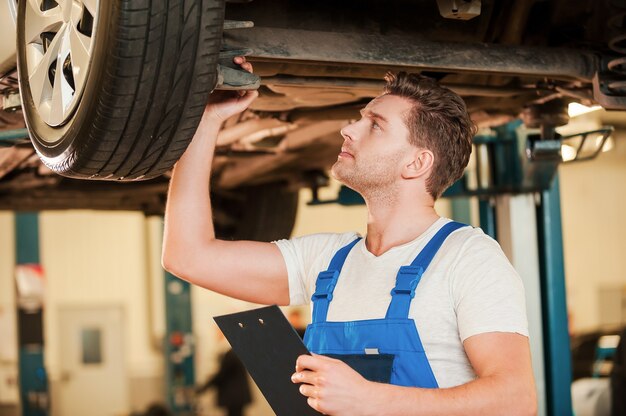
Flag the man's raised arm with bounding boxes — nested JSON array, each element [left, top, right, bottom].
[[162, 58, 290, 305]]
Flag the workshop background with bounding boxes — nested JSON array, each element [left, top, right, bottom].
[[1, 107, 625, 416]]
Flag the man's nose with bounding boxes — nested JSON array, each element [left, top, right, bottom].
[[340, 121, 358, 141]]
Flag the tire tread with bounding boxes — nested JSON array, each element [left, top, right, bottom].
[[48, 0, 225, 180]]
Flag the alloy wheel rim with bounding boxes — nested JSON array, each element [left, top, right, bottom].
[[24, 0, 99, 134]]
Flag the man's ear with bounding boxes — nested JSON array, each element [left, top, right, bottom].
[[402, 149, 434, 180]]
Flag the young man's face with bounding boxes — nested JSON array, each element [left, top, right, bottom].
[[331, 94, 416, 195]]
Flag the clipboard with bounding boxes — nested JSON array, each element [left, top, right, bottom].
[[214, 305, 320, 416]]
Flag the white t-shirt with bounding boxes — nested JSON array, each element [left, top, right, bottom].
[[274, 217, 529, 388]]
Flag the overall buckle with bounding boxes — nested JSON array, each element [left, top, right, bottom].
[[390, 266, 423, 297], [312, 270, 340, 301]]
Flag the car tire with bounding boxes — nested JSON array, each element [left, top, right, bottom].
[[17, 0, 225, 180], [213, 183, 299, 242]]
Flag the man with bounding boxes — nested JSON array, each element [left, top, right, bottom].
[[162, 57, 537, 415]]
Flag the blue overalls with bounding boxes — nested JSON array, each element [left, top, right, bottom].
[[303, 221, 467, 388]]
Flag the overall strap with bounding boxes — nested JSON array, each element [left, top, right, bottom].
[[386, 221, 468, 319], [311, 238, 362, 324]]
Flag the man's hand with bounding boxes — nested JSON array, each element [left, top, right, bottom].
[[288, 333, 536, 416], [204, 56, 259, 122], [292, 354, 376, 416]]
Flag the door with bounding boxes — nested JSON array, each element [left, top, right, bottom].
[[56, 306, 128, 416]]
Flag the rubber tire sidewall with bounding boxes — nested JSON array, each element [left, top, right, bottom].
[[17, 0, 116, 169]]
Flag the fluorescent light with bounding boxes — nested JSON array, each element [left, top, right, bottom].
[[603, 136, 614, 153], [568, 102, 602, 118], [561, 144, 577, 162], [561, 133, 613, 162]]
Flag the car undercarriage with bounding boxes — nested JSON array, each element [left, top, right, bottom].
[[0, 0, 625, 237]]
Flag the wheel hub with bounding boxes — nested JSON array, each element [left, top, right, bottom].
[[23, 0, 99, 133]]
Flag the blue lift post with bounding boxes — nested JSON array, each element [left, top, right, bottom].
[[478, 198, 497, 239], [537, 175, 573, 415], [448, 120, 573, 414], [15, 213, 48, 416], [450, 198, 472, 226], [163, 269, 196, 415]]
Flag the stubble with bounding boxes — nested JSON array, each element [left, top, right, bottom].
[[331, 149, 404, 205]]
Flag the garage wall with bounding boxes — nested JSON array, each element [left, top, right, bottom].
[[292, 181, 368, 236], [0, 212, 19, 412], [38, 211, 164, 414], [559, 114, 626, 333]]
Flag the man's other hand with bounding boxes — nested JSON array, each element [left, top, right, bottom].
[[292, 353, 376, 416]]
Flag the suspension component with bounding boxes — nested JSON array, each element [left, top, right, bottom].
[[592, 4, 626, 109], [216, 20, 260, 90]]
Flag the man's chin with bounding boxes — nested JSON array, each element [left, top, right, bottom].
[[330, 163, 348, 183], [330, 162, 340, 179], [331, 165, 356, 189]]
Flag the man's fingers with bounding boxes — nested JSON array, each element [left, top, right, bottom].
[[239, 89, 258, 103], [295, 354, 324, 372], [295, 353, 339, 372], [298, 383, 318, 397], [233, 56, 253, 73], [291, 369, 318, 385], [307, 397, 323, 413], [299, 382, 329, 415]]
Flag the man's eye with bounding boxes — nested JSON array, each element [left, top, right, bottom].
[[371, 121, 381, 130]]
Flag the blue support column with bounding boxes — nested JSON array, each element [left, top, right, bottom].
[[536, 175, 573, 416], [163, 269, 195, 414], [450, 198, 472, 225], [478, 198, 497, 239], [15, 214, 40, 264], [14, 213, 48, 416]]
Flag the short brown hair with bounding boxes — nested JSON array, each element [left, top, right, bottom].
[[383, 72, 476, 199]]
